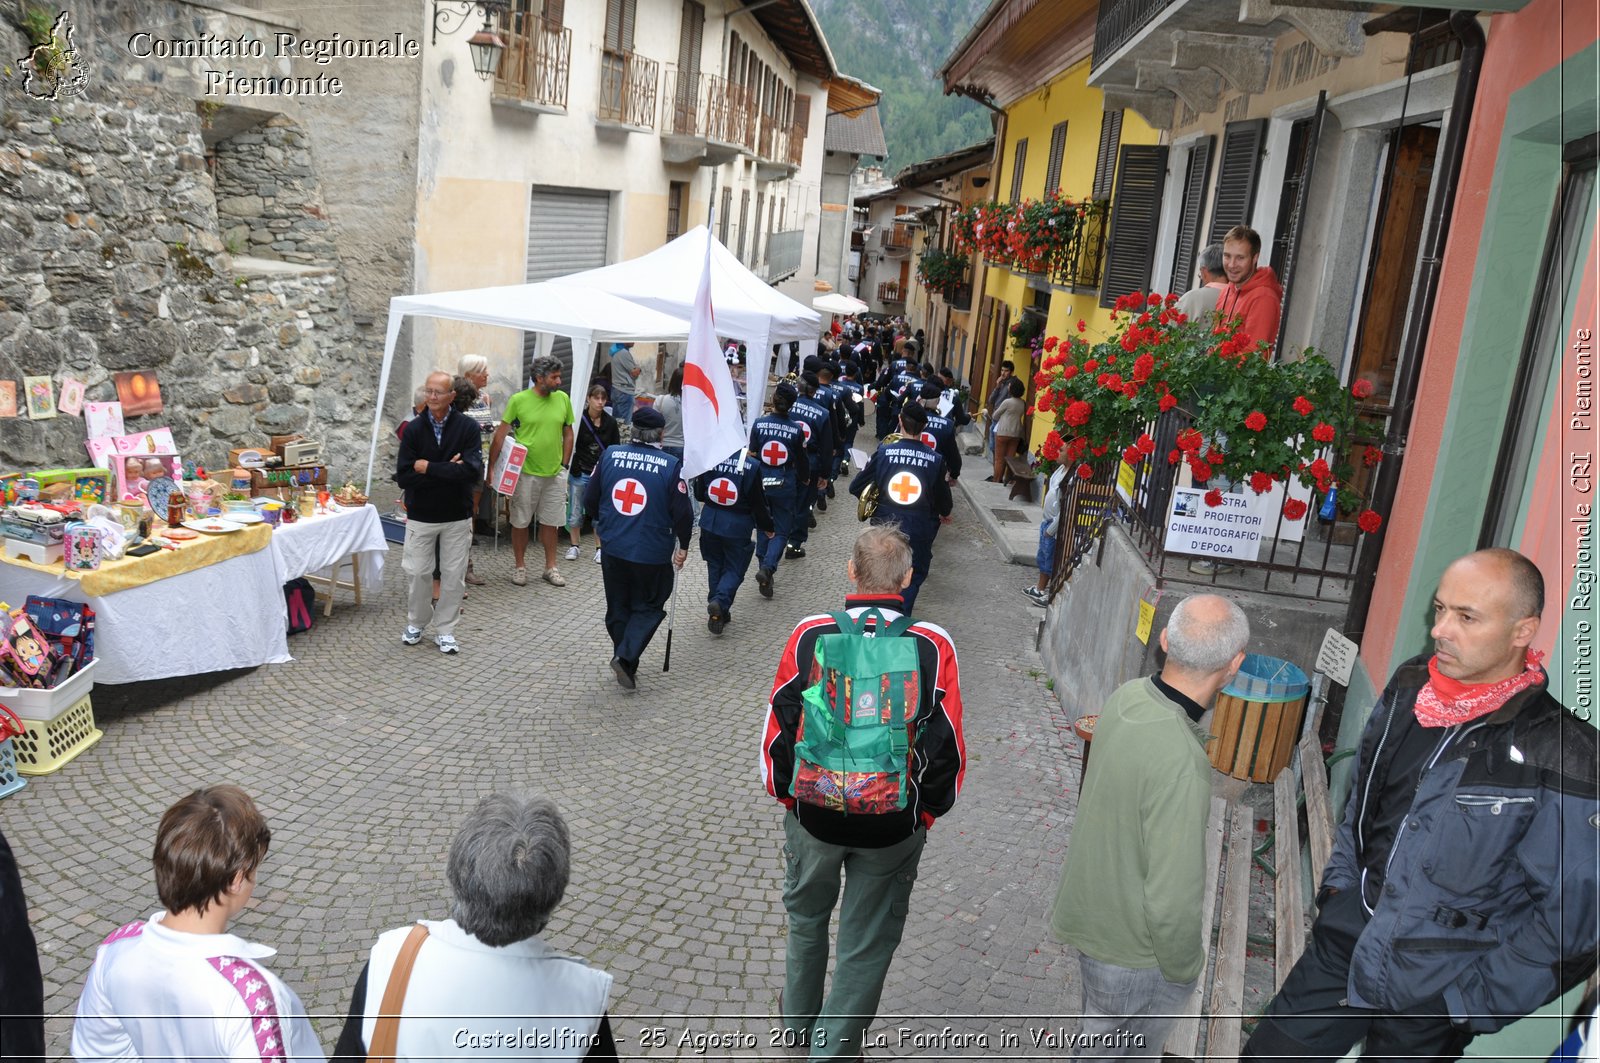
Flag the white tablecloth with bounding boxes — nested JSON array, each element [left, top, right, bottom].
[[269, 504, 389, 589], [0, 544, 291, 684]]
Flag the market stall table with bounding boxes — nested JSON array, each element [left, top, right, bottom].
[[267, 503, 388, 615], [0, 524, 290, 684]]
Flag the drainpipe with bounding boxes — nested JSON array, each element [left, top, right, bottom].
[[1332, 10, 1486, 740]]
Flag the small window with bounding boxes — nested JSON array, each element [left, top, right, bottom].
[[667, 181, 687, 241]]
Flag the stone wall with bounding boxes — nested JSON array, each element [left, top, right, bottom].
[[0, 81, 374, 478], [213, 116, 340, 264]]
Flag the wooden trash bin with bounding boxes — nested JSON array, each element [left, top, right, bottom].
[[1208, 654, 1310, 783]]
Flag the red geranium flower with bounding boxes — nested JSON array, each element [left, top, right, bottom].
[[1189, 460, 1212, 484], [1033, 371, 1051, 389], [1159, 394, 1178, 413], [1244, 411, 1268, 432], [1292, 395, 1314, 416], [1248, 471, 1274, 494], [1168, 449, 1182, 465], [1043, 335, 1059, 352], [1062, 365, 1079, 380], [1312, 422, 1336, 443], [1064, 400, 1092, 427], [1206, 448, 1226, 465], [1363, 446, 1383, 467], [1083, 359, 1099, 372], [1077, 463, 1094, 480], [1204, 488, 1224, 508], [1077, 319, 1087, 332], [1136, 434, 1156, 455], [1351, 379, 1376, 399], [1122, 445, 1141, 464], [1176, 427, 1204, 452], [1282, 498, 1308, 521], [1147, 293, 1162, 306], [1357, 509, 1383, 534]]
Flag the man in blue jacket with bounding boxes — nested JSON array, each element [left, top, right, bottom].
[[693, 446, 773, 636], [1245, 548, 1599, 1060], [395, 370, 484, 655], [849, 404, 951, 613], [585, 406, 692, 689]]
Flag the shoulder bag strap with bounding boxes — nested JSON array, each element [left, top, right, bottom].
[[367, 922, 429, 1063]]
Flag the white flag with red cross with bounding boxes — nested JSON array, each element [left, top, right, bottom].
[[681, 237, 746, 481]]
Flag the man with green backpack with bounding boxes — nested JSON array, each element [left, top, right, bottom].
[[760, 525, 967, 1061]]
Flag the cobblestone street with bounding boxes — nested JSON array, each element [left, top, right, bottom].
[[5, 483, 1090, 1059]]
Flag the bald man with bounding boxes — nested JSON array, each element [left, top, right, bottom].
[[1245, 549, 1599, 1061], [1051, 594, 1249, 1058]]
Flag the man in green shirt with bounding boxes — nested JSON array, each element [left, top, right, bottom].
[[489, 356, 575, 587], [1050, 594, 1248, 1058]]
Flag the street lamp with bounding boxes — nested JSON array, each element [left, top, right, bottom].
[[431, 1, 509, 81]]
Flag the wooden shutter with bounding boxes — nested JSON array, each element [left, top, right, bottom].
[[604, 0, 635, 50], [1206, 119, 1266, 246], [738, 190, 751, 261], [1167, 136, 1215, 294], [1045, 121, 1068, 194], [719, 186, 732, 243], [1100, 144, 1169, 308], [1092, 111, 1123, 199], [678, 1, 703, 77], [542, 0, 564, 27], [1010, 138, 1028, 203], [795, 93, 811, 138]]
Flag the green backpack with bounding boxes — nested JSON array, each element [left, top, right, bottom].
[[791, 609, 923, 814]]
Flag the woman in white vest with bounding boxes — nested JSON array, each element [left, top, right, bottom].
[[332, 794, 615, 1061]]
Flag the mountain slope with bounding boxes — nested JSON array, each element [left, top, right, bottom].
[[813, 0, 994, 174]]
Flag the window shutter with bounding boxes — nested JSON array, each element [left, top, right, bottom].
[[1206, 119, 1266, 246], [1092, 111, 1123, 200], [1100, 144, 1169, 308], [678, 1, 703, 77], [621, 0, 636, 50], [795, 93, 811, 137], [1045, 121, 1068, 194], [1010, 138, 1028, 203], [1167, 136, 1215, 295], [542, 0, 564, 27], [719, 187, 732, 244], [604, 0, 623, 49]]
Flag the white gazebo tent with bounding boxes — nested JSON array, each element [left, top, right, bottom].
[[365, 282, 690, 491], [550, 226, 821, 423], [813, 292, 869, 315]]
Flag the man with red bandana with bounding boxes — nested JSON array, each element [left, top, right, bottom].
[[1244, 548, 1599, 1060]]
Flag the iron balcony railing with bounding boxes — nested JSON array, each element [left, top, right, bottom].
[[784, 120, 804, 167], [882, 223, 913, 253], [598, 47, 658, 129], [492, 14, 570, 109], [1051, 201, 1109, 292], [878, 281, 906, 303], [705, 74, 756, 151], [1042, 407, 1388, 605], [661, 66, 705, 137], [1091, 0, 1179, 72]]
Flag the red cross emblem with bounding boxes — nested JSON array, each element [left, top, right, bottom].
[[799, 421, 812, 444], [761, 441, 789, 466], [611, 477, 648, 516], [919, 431, 937, 449], [888, 472, 923, 505], [708, 477, 739, 506]]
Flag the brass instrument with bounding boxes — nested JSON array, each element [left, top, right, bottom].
[[856, 433, 903, 522]]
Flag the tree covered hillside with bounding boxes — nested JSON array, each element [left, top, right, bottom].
[[812, 0, 994, 174]]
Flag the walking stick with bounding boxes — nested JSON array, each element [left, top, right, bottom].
[[662, 567, 680, 672]]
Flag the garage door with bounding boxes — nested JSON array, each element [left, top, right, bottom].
[[524, 187, 611, 382]]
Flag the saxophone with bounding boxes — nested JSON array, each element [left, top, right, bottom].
[[857, 433, 904, 522]]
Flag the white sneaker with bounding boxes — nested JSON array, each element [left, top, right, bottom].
[[593, 548, 603, 564], [436, 634, 459, 655], [564, 545, 580, 562], [401, 626, 423, 646]]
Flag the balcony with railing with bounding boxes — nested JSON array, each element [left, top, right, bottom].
[[754, 116, 801, 180], [705, 75, 757, 155], [1051, 200, 1109, 292], [491, 14, 570, 113], [660, 66, 709, 163], [881, 222, 913, 257], [763, 228, 803, 282], [1091, 0, 1179, 72], [598, 48, 658, 132], [877, 281, 906, 304]]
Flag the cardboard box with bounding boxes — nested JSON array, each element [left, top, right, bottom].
[[270, 434, 304, 458], [490, 442, 527, 496]]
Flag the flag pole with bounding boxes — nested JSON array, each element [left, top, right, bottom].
[[662, 569, 680, 672]]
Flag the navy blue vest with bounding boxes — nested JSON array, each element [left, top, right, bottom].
[[695, 451, 765, 539], [750, 413, 808, 489], [790, 396, 834, 463], [920, 412, 962, 477], [593, 443, 683, 564], [867, 438, 946, 527]]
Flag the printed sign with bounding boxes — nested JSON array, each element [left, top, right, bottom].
[[1164, 487, 1272, 562]]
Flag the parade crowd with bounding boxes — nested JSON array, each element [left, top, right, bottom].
[[0, 308, 1594, 1063]]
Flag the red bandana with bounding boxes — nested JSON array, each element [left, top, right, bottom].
[[1413, 649, 1546, 728]]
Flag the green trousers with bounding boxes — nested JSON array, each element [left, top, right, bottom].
[[782, 811, 926, 1062]]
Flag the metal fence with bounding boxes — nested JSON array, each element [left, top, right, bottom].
[[598, 48, 658, 129], [492, 15, 570, 109]]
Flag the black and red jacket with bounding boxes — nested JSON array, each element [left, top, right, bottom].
[[760, 594, 966, 848]]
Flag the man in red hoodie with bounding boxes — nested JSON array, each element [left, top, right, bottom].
[[1216, 225, 1284, 357]]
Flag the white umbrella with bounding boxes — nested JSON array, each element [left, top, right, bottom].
[[813, 292, 869, 315]]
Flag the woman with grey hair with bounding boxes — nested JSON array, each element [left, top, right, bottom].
[[332, 795, 617, 1061]]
